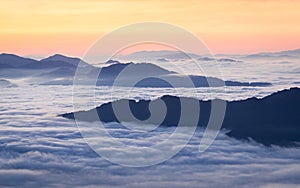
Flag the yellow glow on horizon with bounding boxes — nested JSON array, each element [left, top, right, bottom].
[[0, 0, 300, 56]]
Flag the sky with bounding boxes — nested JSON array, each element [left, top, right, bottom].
[[0, 0, 300, 57]]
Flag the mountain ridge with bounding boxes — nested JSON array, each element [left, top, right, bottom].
[[60, 87, 300, 147], [0, 53, 271, 87]]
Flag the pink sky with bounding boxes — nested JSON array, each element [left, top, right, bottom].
[[1, 0, 300, 57]]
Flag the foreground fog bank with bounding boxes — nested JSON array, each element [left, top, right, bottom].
[[1, 84, 300, 187]]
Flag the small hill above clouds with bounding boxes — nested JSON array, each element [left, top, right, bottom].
[[95, 62, 176, 86], [198, 57, 242, 63], [103, 62, 175, 76], [0, 78, 17, 87], [96, 62, 270, 87], [105, 59, 121, 65], [217, 58, 242, 63]]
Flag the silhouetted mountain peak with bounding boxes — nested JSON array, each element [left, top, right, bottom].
[[41, 54, 81, 65], [102, 62, 173, 73]]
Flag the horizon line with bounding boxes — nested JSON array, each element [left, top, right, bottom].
[[1, 47, 300, 61]]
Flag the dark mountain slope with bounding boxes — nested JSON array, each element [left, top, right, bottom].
[[60, 87, 300, 146], [0, 53, 37, 68]]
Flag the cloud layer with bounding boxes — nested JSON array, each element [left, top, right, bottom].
[[1, 84, 300, 187]]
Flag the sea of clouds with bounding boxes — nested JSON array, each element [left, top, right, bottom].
[[0, 83, 299, 187], [1, 55, 300, 187]]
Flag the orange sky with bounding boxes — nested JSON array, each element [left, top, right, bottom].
[[0, 0, 300, 57]]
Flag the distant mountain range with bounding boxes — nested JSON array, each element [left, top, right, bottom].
[[0, 53, 271, 87], [117, 48, 300, 61], [242, 48, 300, 59], [116, 50, 243, 63], [116, 50, 201, 60], [60, 87, 300, 147], [0, 53, 37, 68], [0, 53, 92, 69]]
